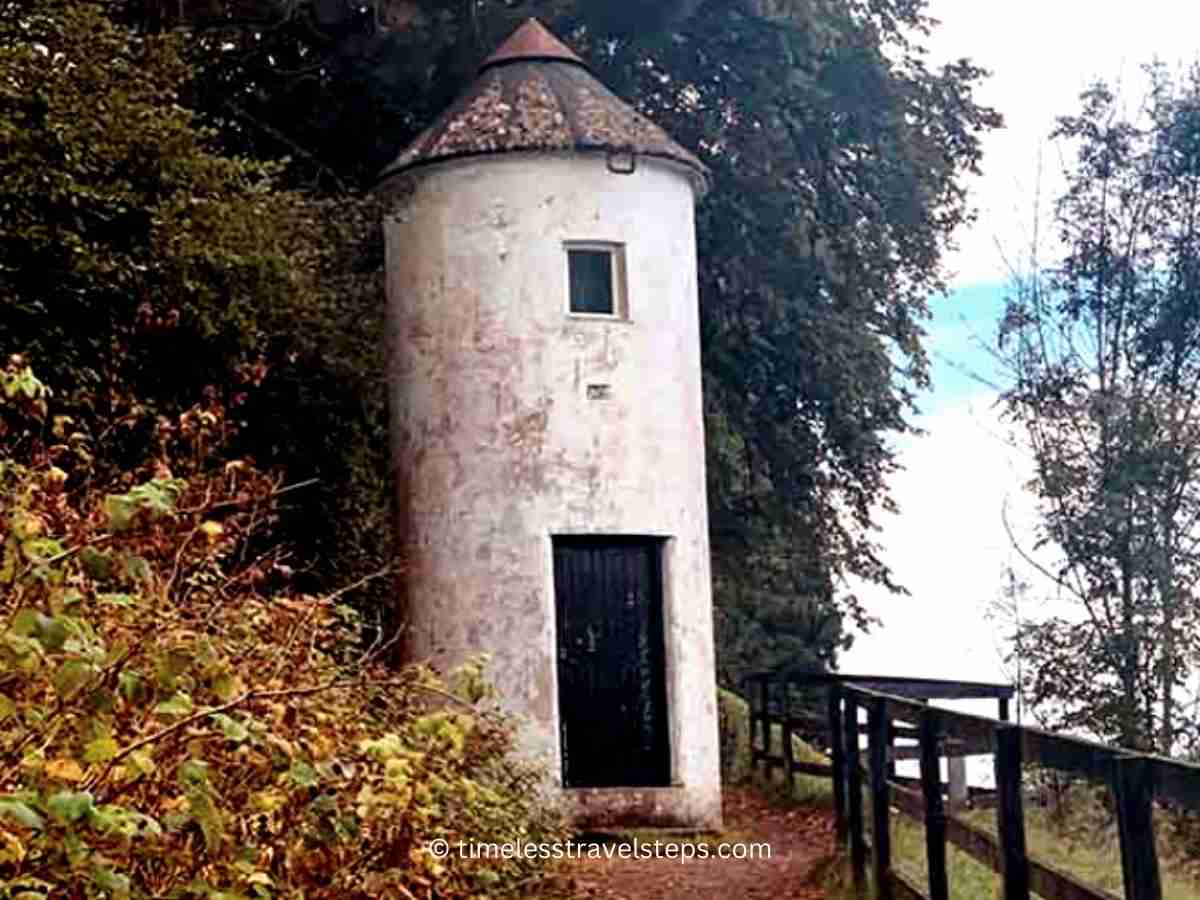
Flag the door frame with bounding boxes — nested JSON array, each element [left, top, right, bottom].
[[550, 534, 673, 789]]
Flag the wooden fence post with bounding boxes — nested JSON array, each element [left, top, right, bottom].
[[756, 675, 769, 777], [887, 722, 898, 781], [828, 683, 848, 846], [947, 757, 969, 812], [994, 725, 1030, 900], [1112, 755, 1162, 900], [919, 709, 949, 900], [746, 676, 756, 772], [782, 678, 795, 794], [845, 691, 866, 893], [868, 698, 893, 900]]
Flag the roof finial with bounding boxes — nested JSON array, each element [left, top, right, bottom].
[[479, 18, 587, 72]]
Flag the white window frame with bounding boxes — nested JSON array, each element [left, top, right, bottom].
[[564, 241, 629, 320]]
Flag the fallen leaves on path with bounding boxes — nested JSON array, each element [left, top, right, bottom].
[[538, 786, 838, 900]]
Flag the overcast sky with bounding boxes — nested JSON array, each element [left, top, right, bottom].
[[839, 3, 1200, 700], [925, 0, 1200, 288]]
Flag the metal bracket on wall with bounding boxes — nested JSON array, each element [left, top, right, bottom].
[[607, 149, 637, 175]]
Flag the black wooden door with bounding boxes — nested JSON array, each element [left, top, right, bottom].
[[553, 536, 670, 788]]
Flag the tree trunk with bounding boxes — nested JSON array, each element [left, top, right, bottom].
[[1119, 559, 1141, 750], [1159, 541, 1176, 755]]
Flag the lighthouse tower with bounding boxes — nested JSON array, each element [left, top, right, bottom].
[[379, 19, 720, 829]]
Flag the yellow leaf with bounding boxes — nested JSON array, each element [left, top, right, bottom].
[[308, 734, 334, 760], [0, 830, 25, 864], [128, 750, 156, 776], [14, 513, 43, 539], [45, 758, 84, 782], [265, 733, 294, 756], [253, 790, 285, 813], [0, 543, 16, 584]]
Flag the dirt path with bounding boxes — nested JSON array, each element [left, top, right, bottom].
[[548, 787, 838, 900]]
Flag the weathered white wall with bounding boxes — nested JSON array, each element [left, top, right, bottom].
[[382, 151, 720, 829]]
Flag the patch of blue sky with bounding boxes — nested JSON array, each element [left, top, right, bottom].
[[919, 281, 1009, 417]]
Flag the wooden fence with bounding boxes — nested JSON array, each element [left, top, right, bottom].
[[746, 672, 1200, 900]]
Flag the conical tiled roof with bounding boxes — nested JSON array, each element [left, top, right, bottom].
[[378, 19, 707, 189]]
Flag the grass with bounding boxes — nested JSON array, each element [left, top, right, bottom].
[[717, 690, 1200, 900], [887, 792, 1200, 900]]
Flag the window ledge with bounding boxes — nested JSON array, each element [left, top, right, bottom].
[[566, 313, 634, 324]]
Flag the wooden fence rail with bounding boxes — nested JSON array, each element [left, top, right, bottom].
[[747, 673, 1011, 809], [746, 672, 1200, 900]]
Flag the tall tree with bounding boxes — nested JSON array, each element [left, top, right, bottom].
[[1000, 65, 1200, 753]]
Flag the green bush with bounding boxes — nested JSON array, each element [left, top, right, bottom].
[[0, 365, 566, 898]]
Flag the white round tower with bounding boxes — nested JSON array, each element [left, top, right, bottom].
[[379, 19, 720, 829]]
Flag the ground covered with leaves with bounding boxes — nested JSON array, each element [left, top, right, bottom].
[[542, 787, 836, 900]]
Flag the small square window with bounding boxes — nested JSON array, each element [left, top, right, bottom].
[[566, 244, 626, 318]]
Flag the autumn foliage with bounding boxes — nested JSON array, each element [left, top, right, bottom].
[[0, 363, 566, 898]]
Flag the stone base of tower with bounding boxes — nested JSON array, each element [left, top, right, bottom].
[[563, 784, 723, 831]]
